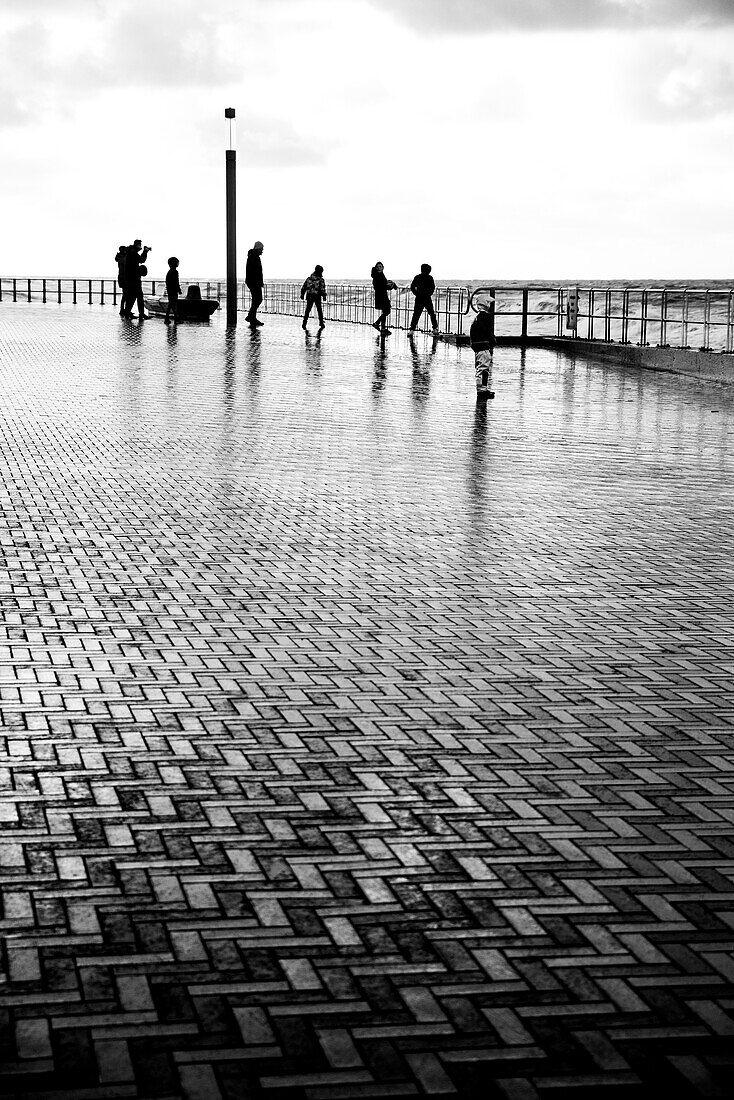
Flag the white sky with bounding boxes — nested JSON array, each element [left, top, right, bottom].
[[2, 0, 734, 280]]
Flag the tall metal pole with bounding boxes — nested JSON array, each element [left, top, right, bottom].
[[225, 108, 237, 328]]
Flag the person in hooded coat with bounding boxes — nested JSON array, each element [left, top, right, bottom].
[[246, 240, 265, 326], [469, 294, 496, 398]]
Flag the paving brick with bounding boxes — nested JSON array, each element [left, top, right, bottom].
[[0, 305, 733, 1098]]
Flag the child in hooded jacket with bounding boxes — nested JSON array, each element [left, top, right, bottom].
[[300, 265, 327, 329]]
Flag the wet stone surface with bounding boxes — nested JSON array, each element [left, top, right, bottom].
[[0, 303, 733, 1100]]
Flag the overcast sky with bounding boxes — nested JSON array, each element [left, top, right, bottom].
[[2, 0, 734, 280]]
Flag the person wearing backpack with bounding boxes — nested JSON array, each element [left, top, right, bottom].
[[300, 265, 327, 329]]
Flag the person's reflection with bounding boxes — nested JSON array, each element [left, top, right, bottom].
[[408, 331, 437, 409], [303, 329, 323, 379], [467, 398, 491, 527], [166, 322, 179, 399], [372, 336, 388, 399], [246, 328, 262, 402]]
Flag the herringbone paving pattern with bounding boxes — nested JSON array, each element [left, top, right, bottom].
[[0, 304, 733, 1099]]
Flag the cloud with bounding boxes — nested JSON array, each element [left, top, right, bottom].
[[0, 88, 30, 127], [364, 0, 734, 34], [0, 1, 248, 110], [236, 119, 334, 168], [657, 55, 734, 119]]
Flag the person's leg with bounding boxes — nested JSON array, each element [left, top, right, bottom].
[[409, 301, 423, 331], [316, 297, 324, 327], [382, 304, 391, 333], [136, 284, 146, 318], [249, 286, 263, 324], [426, 300, 439, 331]]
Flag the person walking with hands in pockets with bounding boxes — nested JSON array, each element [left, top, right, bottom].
[[371, 261, 397, 336], [300, 265, 327, 330]]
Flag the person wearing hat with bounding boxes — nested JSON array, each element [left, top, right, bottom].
[[470, 294, 496, 398], [300, 265, 327, 330], [246, 240, 265, 326]]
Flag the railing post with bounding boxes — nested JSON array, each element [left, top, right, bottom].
[[58, 279, 62, 304], [703, 290, 711, 350], [640, 289, 648, 345], [73, 279, 77, 304], [27, 278, 31, 302], [588, 289, 594, 340], [42, 278, 47, 304], [682, 289, 689, 347], [13, 278, 17, 302], [88, 279, 92, 305], [727, 290, 734, 354], [604, 289, 611, 342], [100, 280, 104, 305], [521, 287, 529, 343], [660, 288, 667, 345]]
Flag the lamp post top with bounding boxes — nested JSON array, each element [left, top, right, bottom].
[[225, 107, 235, 119]]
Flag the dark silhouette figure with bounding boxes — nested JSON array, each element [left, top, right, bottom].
[[124, 239, 151, 319], [469, 294, 496, 398], [115, 245, 128, 315], [165, 257, 182, 323], [246, 240, 264, 326], [300, 265, 327, 330], [371, 261, 397, 335], [408, 263, 439, 334]]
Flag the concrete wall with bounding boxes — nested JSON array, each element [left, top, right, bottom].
[[536, 338, 734, 384]]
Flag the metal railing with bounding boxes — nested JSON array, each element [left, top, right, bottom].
[[468, 285, 734, 353], [3, 277, 733, 353], [259, 281, 469, 337]]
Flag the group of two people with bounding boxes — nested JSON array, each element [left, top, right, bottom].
[[115, 239, 151, 319], [243, 241, 327, 331]]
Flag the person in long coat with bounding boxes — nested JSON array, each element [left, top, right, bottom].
[[371, 261, 397, 335]]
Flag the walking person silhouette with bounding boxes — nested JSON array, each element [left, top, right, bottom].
[[371, 261, 397, 336], [246, 240, 264, 326], [300, 265, 327, 330], [408, 263, 439, 335]]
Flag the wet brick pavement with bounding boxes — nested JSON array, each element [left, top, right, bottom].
[[0, 303, 733, 1100]]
